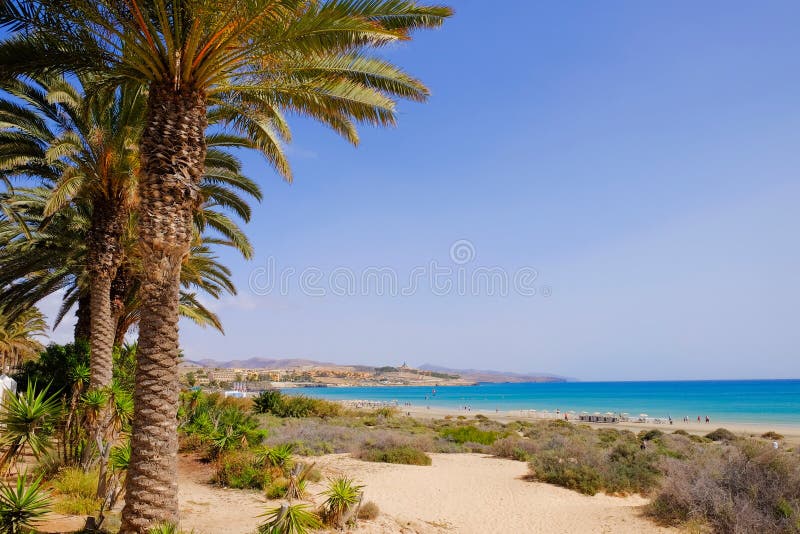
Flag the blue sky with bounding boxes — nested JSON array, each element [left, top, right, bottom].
[[45, 1, 800, 380]]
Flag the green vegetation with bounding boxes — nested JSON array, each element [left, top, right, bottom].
[[321, 476, 364, 528], [357, 444, 432, 466], [50, 468, 100, 515], [213, 450, 271, 490], [257, 503, 321, 534], [440, 425, 500, 445], [0, 472, 51, 534], [252, 390, 341, 418], [0, 381, 62, 474]]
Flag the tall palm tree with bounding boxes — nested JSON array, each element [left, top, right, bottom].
[[0, 307, 46, 373], [0, 75, 260, 388], [0, 184, 253, 344], [1, 75, 142, 389], [0, 2, 451, 530]]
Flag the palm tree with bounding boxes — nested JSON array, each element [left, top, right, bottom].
[[0, 2, 451, 530], [0, 186, 252, 344], [0, 75, 261, 388], [0, 307, 46, 373]]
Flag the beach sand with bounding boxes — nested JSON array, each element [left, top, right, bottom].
[[176, 453, 676, 534]]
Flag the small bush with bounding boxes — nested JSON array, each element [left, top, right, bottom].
[[649, 441, 800, 532], [761, 431, 784, 440], [357, 444, 431, 466], [705, 428, 737, 442], [265, 477, 289, 499], [306, 468, 323, 483], [252, 390, 341, 418], [440, 425, 499, 445], [528, 453, 603, 495], [50, 467, 100, 515], [672, 429, 689, 436], [638, 429, 664, 441], [491, 437, 539, 461], [358, 501, 380, 520], [213, 450, 269, 489]]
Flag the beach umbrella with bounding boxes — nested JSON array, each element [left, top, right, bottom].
[[639, 413, 648, 417]]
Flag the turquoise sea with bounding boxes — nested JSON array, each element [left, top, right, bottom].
[[283, 380, 800, 426]]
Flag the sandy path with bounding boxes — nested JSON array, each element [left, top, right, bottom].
[[177, 453, 675, 534]]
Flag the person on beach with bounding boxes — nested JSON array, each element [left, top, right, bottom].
[[705, 415, 710, 423], [697, 416, 701, 422]]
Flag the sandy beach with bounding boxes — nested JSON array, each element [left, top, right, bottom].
[[176, 453, 676, 534]]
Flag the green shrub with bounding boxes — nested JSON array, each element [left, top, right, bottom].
[[50, 467, 100, 515], [705, 428, 737, 442], [213, 450, 269, 489], [358, 445, 431, 466], [528, 453, 603, 495], [265, 477, 289, 499], [638, 429, 664, 441], [440, 425, 499, 445], [672, 429, 689, 436], [252, 390, 341, 418]]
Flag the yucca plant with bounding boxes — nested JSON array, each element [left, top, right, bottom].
[[257, 503, 321, 534], [258, 444, 295, 472], [0, 382, 62, 474], [321, 476, 364, 528], [0, 472, 51, 534], [285, 462, 315, 502], [146, 523, 179, 534]]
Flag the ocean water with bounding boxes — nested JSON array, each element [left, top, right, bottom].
[[283, 380, 800, 426]]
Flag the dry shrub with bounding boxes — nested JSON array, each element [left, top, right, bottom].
[[649, 440, 800, 533], [491, 436, 539, 461], [358, 501, 380, 520], [705, 428, 737, 442]]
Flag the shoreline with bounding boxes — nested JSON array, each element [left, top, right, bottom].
[[337, 400, 800, 443]]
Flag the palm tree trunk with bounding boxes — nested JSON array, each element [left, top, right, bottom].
[[120, 84, 207, 534], [87, 202, 128, 389], [74, 293, 92, 343], [89, 274, 114, 388]]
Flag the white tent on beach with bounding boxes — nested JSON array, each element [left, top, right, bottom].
[[0, 374, 17, 407]]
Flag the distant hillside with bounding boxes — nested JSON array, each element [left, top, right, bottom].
[[419, 364, 568, 383], [185, 357, 338, 369], [182, 357, 567, 383]]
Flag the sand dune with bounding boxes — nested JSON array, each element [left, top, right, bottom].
[[177, 453, 675, 534]]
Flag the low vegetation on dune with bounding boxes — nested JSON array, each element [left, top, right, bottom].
[[176, 390, 800, 533], [2, 376, 799, 534], [649, 440, 800, 533]]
